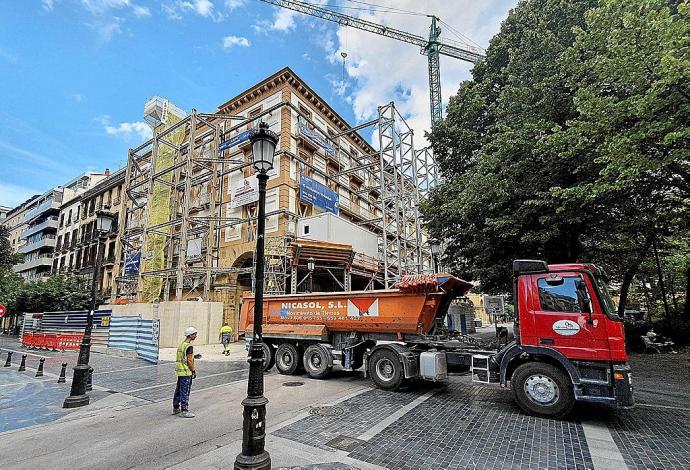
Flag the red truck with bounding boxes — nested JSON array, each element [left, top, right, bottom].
[[239, 260, 634, 418]]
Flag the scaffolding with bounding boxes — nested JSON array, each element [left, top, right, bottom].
[[114, 97, 438, 300]]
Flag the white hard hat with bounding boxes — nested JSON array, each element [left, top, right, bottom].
[[184, 326, 198, 337]]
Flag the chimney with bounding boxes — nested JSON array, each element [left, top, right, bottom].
[[104, 168, 110, 176]]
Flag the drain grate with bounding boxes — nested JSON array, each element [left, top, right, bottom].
[[309, 405, 344, 417], [282, 381, 305, 387]]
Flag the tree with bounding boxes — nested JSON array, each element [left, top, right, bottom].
[[423, 0, 689, 303], [15, 276, 99, 314], [424, 0, 597, 292], [557, 0, 690, 312]]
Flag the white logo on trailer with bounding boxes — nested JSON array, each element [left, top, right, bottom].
[[552, 319, 580, 336]]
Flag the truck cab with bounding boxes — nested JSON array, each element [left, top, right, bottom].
[[492, 260, 633, 417]]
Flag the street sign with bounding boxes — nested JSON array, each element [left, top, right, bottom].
[[0, 305, 6, 317]]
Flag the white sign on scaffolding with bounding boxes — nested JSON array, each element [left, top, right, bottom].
[[231, 175, 260, 208]]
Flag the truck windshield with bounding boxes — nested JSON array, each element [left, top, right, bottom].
[[594, 276, 619, 319]]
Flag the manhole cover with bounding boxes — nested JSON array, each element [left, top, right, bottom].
[[309, 405, 344, 417], [283, 381, 304, 387], [326, 435, 365, 452]]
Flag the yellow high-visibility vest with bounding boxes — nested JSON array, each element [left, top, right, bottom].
[[175, 340, 193, 377]]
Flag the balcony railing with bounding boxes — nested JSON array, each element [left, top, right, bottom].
[[13, 254, 54, 272], [18, 235, 57, 254], [21, 216, 59, 238]]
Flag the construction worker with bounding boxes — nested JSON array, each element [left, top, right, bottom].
[[219, 322, 234, 356], [173, 326, 198, 418]]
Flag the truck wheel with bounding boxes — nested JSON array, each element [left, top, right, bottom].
[[511, 362, 575, 419], [368, 349, 405, 390], [303, 344, 332, 379], [261, 343, 275, 372], [276, 343, 301, 375]]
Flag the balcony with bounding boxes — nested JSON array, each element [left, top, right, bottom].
[[13, 255, 54, 272], [24, 196, 61, 223], [18, 235, 57, 254], [21, 216, 59, 238]]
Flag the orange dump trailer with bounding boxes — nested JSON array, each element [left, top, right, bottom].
[[239, 274, 474, 386]]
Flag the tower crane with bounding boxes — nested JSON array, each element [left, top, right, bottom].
[[259, 0, 484, 126]]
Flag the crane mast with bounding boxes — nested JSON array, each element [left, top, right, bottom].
[[259, 0, 484, 126]]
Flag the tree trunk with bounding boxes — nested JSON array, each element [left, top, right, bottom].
[[617, 271, 635, 317], [653, 237, 671, 323], [683, 266, 690, 320], [668, 272, 679, 314], [617, 235, 654, 317]]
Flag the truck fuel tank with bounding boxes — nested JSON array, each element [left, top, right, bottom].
[[420, 351, 448, 381]]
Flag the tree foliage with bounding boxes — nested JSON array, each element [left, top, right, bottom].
[[423, 0, 689, 302], [0, 224, 97, 315]]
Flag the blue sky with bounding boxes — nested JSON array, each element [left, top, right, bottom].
[[0, 0, 516, 207]]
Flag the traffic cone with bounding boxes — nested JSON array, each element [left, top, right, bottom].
[[18, 354, 27, 372], [4, 351, 12, 367], [36, 358, 45, 377], [58, 362, 67, 383]]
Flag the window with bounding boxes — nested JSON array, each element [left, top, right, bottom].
[[537, 277, 584, 313], [60, 214, 65, 228], [67, 210, 72, 225]]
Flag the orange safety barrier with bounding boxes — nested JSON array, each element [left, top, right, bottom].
[[21, 332, 83, 351], [56, 334, 83, 351]]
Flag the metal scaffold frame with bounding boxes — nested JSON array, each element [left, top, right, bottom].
[[113, 99, 438, 300]]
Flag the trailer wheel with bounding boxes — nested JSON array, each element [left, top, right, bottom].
[[368, 349, 404, 390], [511, 362, 575, 418], [261, 343, 275, 372], [276, 343, 302, 375], [303, 344, 332, 379]]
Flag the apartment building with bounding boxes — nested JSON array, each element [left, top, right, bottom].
[[2, 196, 40, 255], [12, 172, 106, 280]]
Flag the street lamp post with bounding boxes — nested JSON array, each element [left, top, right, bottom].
[[64, 210, 114, 408], [307, 257, 315, 293], [235, 122, 278, 470], [430, 239, 441, 274]]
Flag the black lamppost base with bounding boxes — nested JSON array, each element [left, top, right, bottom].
[[63, 394, 90, 408], [234, 451, 271, 470]]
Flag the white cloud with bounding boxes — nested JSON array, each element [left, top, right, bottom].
[[317, 0, 509, 146], [132, 5, 150, 17], [253, 0, 328, 33], [223, 35, 250, 49], [224, 0, 245, 10], [98, 115, 152, 141], [72, 93, 85, 103], [42, 0, 55, 11], [183, 0, 215, 17], [163, 0, 225, 21]]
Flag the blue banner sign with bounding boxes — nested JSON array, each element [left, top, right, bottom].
[[298, 118, 336, 157], [300, 174, 339, 215], [219, 129, 253, 152], [124, 252, 141, 275]]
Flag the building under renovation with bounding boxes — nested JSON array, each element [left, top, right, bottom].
[[113, 67, 438, 328]]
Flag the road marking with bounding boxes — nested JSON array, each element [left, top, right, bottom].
[[358, 389, 437, 441], [122, 368, 247, 393], [637, 403, 690, 412], [581, 421, 628, 470], [0, 347, 54, 359], [92, 364, 162, 375]]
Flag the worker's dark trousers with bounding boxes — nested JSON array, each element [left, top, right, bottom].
[[173, 376, 193, 411]]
